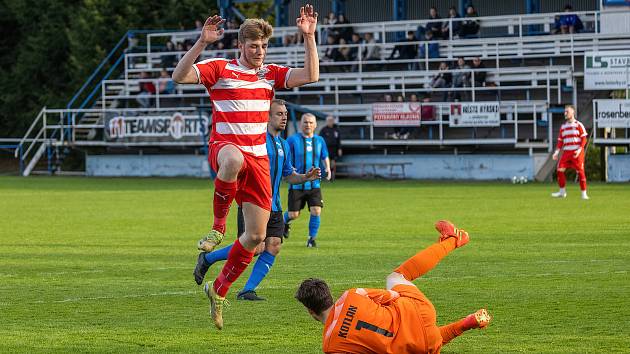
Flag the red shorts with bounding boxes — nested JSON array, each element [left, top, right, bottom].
[[208, 142, 272, 211], [558, 151, 585, 171]]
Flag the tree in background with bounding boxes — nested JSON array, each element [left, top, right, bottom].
[[0, 0, 215, 137]]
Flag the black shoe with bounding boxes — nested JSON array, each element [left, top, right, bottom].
[[236, 290, 265, 301], [193, 252, 210, 285], [306, 238, 317, 248], [283, 223, 291, 239]]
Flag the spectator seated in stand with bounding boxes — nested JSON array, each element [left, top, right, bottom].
[[388, 31, 418, 70], [442, 6, 461, 40], [136, 71, 156, 108], [470, 57, 487, 88], [337, 14, 354, 42], [158, 69, 175, 95], [161, 41, 177, 69], [349, 32, 364, 72], [419, 30, 440, 60], [459, 5, 480, 38], [451, 57, 471, 101], [558, 4, 583, 34], [362, 32, 381, 62], [430, 61, 452, 102], [322, 34, 342, 72], [418, 6, 443, 39]]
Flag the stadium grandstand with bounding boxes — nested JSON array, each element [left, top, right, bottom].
[[8, 0, 630, 182]]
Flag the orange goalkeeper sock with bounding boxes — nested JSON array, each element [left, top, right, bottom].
[[394, 238, 456, 281], [439, 319, 467, 345]]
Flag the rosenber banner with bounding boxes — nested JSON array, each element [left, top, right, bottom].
[[105, 112, 209, 143], [372, 102, 422, 127]]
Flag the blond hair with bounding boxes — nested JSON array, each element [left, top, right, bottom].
[[565, 104, 575, 112], [238, 19, 273, 43]]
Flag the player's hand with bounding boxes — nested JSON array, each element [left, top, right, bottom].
[[573, 148, 582, 158], [552, 150, 559, 160], [325, 169, 332, 181], [199, 15, 225, 44], [305, 167, 321, 181], [296, 4, 318, 36]]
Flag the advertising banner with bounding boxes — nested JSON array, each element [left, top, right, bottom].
[[372, 102, 422, 127], [595, 99, 630, 128], [585, 51, 630, 90], [449, 102, 500, 127], [105, 112, 209, 143]]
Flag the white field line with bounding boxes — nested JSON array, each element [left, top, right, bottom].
[[0, 270, 626, 307], [0, 258, 621, 279]]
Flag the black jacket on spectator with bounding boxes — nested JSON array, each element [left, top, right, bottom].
[[319, 125, 341, 159], [472, 61, 486, 87], [389, 38, 418, 60]]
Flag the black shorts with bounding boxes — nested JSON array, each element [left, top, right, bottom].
[[327, 147, 339, 160], [237, 207, 284, 240], [288, 188, 323, 212]]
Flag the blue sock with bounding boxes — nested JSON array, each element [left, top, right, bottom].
[[308, 215, 320, 238], [204, 244, 232, 265], [242, 251, 276, 292], [283, 211, 291, 224]]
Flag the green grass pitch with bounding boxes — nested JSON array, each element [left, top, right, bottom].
[[1, 177, 629, 353]]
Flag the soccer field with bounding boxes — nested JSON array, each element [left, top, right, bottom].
[[1, 177, 629, 353]]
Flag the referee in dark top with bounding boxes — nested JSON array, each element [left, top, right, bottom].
[[318, 115, 342, 181]]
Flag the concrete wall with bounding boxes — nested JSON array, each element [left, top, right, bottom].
[[87, 153, 543, 180], [340, 154, 539, 180], [608, 154, 630, 182], [86, 154, 210, 178]]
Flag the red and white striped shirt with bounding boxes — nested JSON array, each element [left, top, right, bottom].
[[557, 119, 587, 151], [193, 58, 292, 157]]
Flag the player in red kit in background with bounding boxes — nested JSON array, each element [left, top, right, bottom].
[[551, 105, 589, 200], [172, 4, 320, 329]]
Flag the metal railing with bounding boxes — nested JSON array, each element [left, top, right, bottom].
[[101, 65, 571, 108]]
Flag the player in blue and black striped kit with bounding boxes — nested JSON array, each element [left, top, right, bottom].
[[283, 113, 331, 248], [193, 99, 320, 301]]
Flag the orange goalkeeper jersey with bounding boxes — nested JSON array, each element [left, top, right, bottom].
[[322, 286, 442, 354]]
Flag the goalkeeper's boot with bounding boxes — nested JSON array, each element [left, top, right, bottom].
[[204, 282, 229, 330], [193, 252, 211, 285], [198, 229, 224, 252], [463, 308, 492, 329], [434, 220, 469, 248]]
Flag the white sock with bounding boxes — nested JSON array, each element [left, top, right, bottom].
[[581, 190, 588, 197], [559, 188, 566, 194]]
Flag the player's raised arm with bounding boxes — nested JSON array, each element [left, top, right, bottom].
[[172, 15, 225, 84], [286, 4, 319, 88]]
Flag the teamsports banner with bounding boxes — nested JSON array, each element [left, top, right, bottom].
[[595, 99, 630, 128], [372, 102, 422, 126], [449, 102, 500, 127], [105, 112, 209, 143], [584, 51, 630, 90]]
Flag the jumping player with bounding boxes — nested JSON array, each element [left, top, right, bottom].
[[193, 99, 320, 301], [551, 105, 589, 200], [295, 220, 492, 354], [173, 4, 320, 329], [283, 113, 331, 247]]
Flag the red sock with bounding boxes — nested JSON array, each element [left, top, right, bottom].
[[578, 169, 587, 191], [212, 178, 237, 234], [557, 170, 566, 188], [213, 239, 254, 297]]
